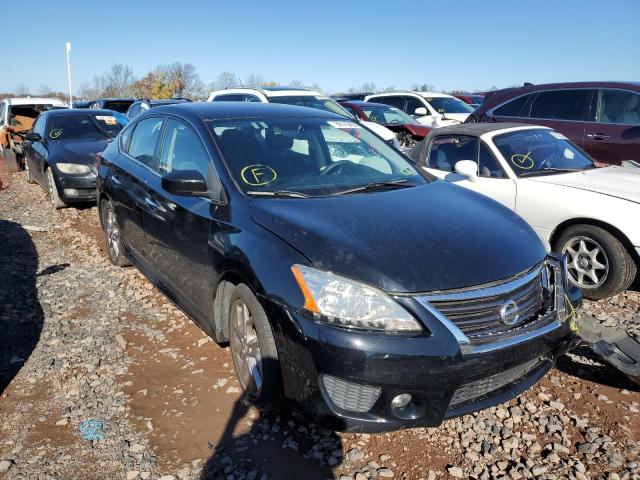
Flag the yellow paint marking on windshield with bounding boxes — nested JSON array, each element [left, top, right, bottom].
[[49, 129, 63, 139], [510, 152, 534, 170], [240, 164, 277, 186]]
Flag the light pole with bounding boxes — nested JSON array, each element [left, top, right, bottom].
[[66, 42, 73, 108]]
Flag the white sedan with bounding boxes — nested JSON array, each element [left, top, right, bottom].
[[411, 123, 640, 300]]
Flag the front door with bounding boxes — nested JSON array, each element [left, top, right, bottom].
[[141, 117, 220, 322]]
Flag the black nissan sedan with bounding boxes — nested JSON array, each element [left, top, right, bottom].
[[24, 109, 128, 208], [96, 102, 580, 432]]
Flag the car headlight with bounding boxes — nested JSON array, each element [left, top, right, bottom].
[[291, 264, 422, 332], [57, 163, 91, 174]]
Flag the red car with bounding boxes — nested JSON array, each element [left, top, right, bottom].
[[455, 94, 485, 108], [340, 101, 432, 151], [467, 81, 640, 166]]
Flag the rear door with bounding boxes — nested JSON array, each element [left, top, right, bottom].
[[24, 115, 48, 186], [423, 134, 517, 209], [109, 116, 165, 260], [583, 88, 640, 165], [141, 117, 218, 322]]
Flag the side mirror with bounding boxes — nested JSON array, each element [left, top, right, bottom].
[[414, 107, 428, 116], [161, 170, 208, 196], [25, 132, 41, 142], [454, 160, 478, 182]]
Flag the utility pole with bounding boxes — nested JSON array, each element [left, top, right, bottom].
[[66, 42, 73, 108]]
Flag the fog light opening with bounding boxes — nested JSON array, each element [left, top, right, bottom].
[[64, 188, 78, 197]]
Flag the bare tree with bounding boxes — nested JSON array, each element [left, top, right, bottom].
[[102, 64, 136, 97], [411, 83, 434, 92], [15, 84, 30, 96], [289, 80, 303, 87], [244, 73, 266, 87], [163, 62, 204, 98], [210, 71, 238, 90], [37, 84, 51, 96], [381, 85, 396, 93]]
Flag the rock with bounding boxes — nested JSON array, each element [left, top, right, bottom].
[[379, 454, 391, 463], [126, 471, 140, 480], [549, 401, 565, 411], [378, 468, 394, 478], [0, 460, 13, 473], [532, 465, 548, 476], [346, 447, 364, 462], [447, 466, 464, 478]]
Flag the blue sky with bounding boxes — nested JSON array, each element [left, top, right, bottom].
[[2, 0, 638, 95]]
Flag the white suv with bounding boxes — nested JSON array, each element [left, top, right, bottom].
[[0, 97, 67, 172], [365, 91, 474, 128], [207, 87, 400, 147]]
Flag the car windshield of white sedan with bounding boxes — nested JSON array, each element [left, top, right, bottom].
[[361, 105, 420, 125], [210, 118, 426, 197], [427, 97, 474, 114], [47, 114, 126, 140], [268, 96, 353, 118], [493, 129, 595, 177]]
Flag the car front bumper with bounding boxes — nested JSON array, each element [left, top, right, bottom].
[[264, 285, 581, 433], [55, 171, 97, 202]]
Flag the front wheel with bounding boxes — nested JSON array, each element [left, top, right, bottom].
[[25, 161, 36, 184], [555, 225, 637, 300], [228, 283, 281, 406], [45, 168, 67, 209]]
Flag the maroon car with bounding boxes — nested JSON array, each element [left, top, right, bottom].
[[340, 100, 432, 151], [467, 81, 640, 166], [455, 93, 485, 108]]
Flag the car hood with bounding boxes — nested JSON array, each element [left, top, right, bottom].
[[360, 120, 396, 141], [527, 166, 640, 204], [51, 139, 110, 165], [250, 181, 546, 293]]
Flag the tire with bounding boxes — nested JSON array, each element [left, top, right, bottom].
[[100, 198, 130, 267], [45, 168, 67, 209], [4, 149, 21, 174], [25, 160, 36, 184], [554, 224, 637, 300], [228, 283, 282, 406]]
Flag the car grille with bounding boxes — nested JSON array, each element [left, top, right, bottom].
[[449, 357, 544, 408], [417, 265, 554, 345]]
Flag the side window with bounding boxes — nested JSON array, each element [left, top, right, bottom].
[[374, 96, 404, 110], [405, 97, 425, 116], [213, 94, 245, 102], [32, 116, 46, 137], [597, 90, 640, 125], [120, 123, 135, 151], [427, 135, 478, 172], [158, 119, 211, 179], [0, 104, 5, 125], [478, 142, 505, 178], [243, 95, 261, 103], [529, 90, 593, 121], [127, 117, 164, 169], [493, 94, 535, 117]]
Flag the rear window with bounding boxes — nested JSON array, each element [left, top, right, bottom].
[[529, 90, 593, 121], [102, 101, 135, 113], [493, 94, 534, 117]]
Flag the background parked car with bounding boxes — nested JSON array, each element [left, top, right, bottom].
[[89, 98, 136, 113], [467, 82, 640, 166], [125, 98, 191, 120], [410, 123, 640, 299], [97, 102, 578, 432], [339, 100, 432, 151], [365, 91, 474, 127], [71, 100, 93, 109], [330, 92, 374, 102], [455, 93, 485, 109], [0, 97, 67, 173], [23, 109, 128, 208], [207, 86, 401, 147]]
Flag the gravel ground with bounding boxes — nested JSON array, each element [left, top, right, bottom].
[[1, 171, 639, 480]]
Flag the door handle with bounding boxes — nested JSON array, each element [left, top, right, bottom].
[[144, 197, 160, 209], [586, 133, 610, 140], [111, 174, 122, 186]]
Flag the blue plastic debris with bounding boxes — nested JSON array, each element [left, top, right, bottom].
[[79, 419, 105, 441]]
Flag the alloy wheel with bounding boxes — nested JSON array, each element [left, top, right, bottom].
[[229, 298, 263, 400], [105, 207, 121, 261], [562, 236, 609, 289], [46, 170, 55, 205]]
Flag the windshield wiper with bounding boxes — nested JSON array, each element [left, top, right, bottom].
[[519, 168, 584, 177], [246, 190, 312, 198], [330, 179, 413, 196]]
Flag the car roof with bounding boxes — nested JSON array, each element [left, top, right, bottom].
[[5, 97, 67, 106], [484, 81, 640, 105], [342, 100, 394, 107], [152, 102, 344, 120], [45, 108, 117, 117], [210, 87, 320, 98], [370, 91, 452, 98], [425, 122, 543, 138], [98, 98, 136, 102]]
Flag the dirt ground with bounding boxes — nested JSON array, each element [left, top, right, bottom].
[[1, 171, 639, 480]]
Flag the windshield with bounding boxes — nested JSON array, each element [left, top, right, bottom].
[[268, 96, 354, 119], [47, 114, 126, 140], [360, 105, 420, 125], [210, 117, 426, 197], [426, 97, 474, 114], [493, 129, 595, 177]]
